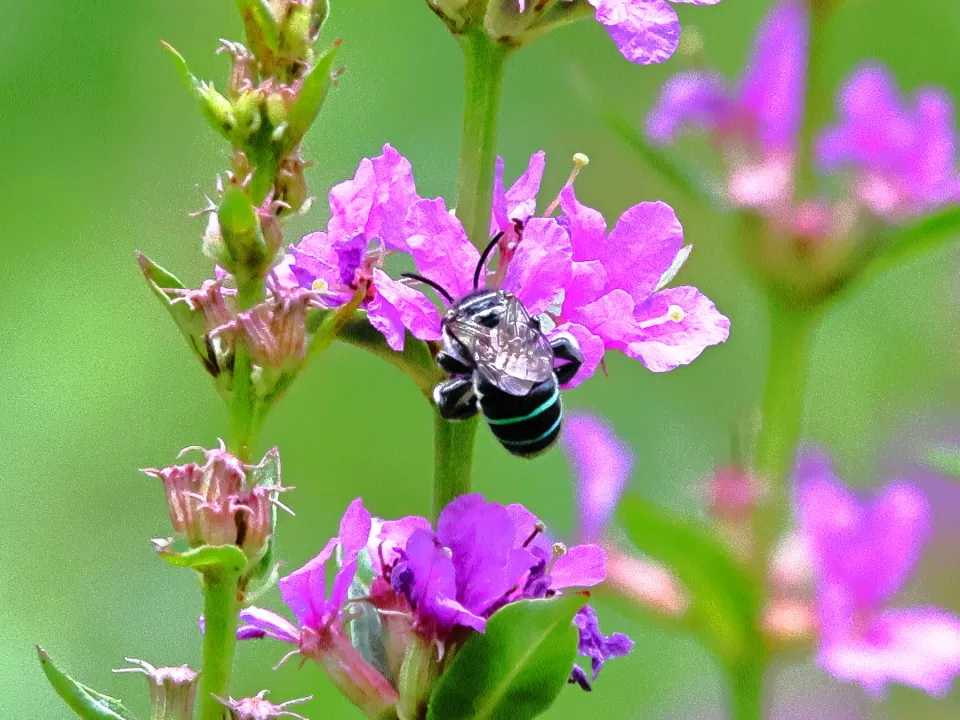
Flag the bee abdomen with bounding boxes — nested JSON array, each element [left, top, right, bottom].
[[480, 380, 562, 458]]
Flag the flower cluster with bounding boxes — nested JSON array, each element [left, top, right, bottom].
[[239, 494, 631, 714], [646, 0, 959, 228], [277, 144, 729, 384]]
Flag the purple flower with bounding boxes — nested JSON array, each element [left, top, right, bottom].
[[569, 606, 634, 690], [555, 183, 729, 381], [579, 0, 722, 66], [646, 0, 807, 209], [817, 66, 960, 219], [280, 144, 441, 352], [797, 449, 960, 697], [386, 494, 605, 635]]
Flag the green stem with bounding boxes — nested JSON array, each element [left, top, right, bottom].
[[197, 569, 241, 720], [753, 300, 819, 558], [229, 274, 265, 463], [730, 660, 765, 720], [455, 31, 508, 249], [433, 411, 479, 519], [796, 1, 831, 200], [429, 29, 507, 519]]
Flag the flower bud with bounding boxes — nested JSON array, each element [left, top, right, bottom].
[[114, 659, 197, 720], [143, 444, 291, 569], [216, 690, 311, 719], [276, 154, 310, 215], [220, 186, 269, 275], [218, 40, 257, 97]]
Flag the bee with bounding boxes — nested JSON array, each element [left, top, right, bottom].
[[402, 232, 583, 457]]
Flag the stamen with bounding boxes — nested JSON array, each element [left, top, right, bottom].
[[637, 304, 686, 329], [522, 521, 547, 548], [544, 153, 590, 217]]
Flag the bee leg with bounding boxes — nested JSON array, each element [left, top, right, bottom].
[[436, 349, 473, 375], [550, 332, 584, 385], [433, 378, 479, 420]]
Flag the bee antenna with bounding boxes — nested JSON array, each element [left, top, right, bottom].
[[473, 231, 505, 290], [400, 272, 454, 304]]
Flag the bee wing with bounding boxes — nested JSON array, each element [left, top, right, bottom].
[[453, 295, 554, 396]]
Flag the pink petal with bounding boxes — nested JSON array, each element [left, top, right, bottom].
[[550, 544, 607, 588], [550, 322, 605, 389], [820, 607, 960, 697], [570, 288, 637, 349], [367, 144, 420, 251], [369, 515, 431, 573], [371, 269, 443, 346], [403, 198, 479, 299], [327, 159, 376, 241], [586, 0, 681, 66], [622, 285, 730, 372], [329, 499, 373, 611], [504, 151, 546, 224], [366, 288, 408, 352], [503, 218, 572, 316], [604, 201, 684, 302], [505, 503, 544, 549], [558, 183, 607, 262], [279, 536, 339, 628], [564, 260, 608, 313], [562, 412, 634, 542], [238, 607, 300, 643]]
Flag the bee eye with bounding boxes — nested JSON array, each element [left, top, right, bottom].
[[478, 312, 499, 328]]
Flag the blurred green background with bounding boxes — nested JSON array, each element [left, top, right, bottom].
[[3, 0, 960, 717]]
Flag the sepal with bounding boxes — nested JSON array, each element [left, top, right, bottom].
[[37, 646, 137, 720], [137, 253, 229, 388], [155, 541, 249, 576], [161, 42, 236, 144]]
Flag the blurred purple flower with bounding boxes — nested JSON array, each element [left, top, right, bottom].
[[577, 0, 722, 66], [556, 183, 729, 380], [562, 413, 634, 542], [646, 0, 807, 209], [797, 449, 960, 697], [561, 412, 689, 617], [817, 66, 960, 219]]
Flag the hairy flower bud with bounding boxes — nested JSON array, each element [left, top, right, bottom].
[[114, 659, 197, 720], [143, 444, 291, 567], [216, 690, 310, 720], [230, 286, 321, 369]]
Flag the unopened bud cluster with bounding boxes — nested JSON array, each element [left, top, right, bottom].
[[163, 0, 340, 282], [143, 444, 290, 570]]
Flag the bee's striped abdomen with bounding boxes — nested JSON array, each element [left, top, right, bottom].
[[477, 377, 562, 458]]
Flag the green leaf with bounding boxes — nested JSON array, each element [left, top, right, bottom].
[[137, 253, 219, 379], [157, 541, 247, 574], [427, 595, 586, 720], [282, 42, 340, 153], [618, 494, 761, 666], [160, 42, 235, 142], [928, 446, 960, 478], [37, 647, 137, 720]]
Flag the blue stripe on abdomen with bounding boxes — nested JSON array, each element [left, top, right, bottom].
[[479, 378, 563, 457]]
